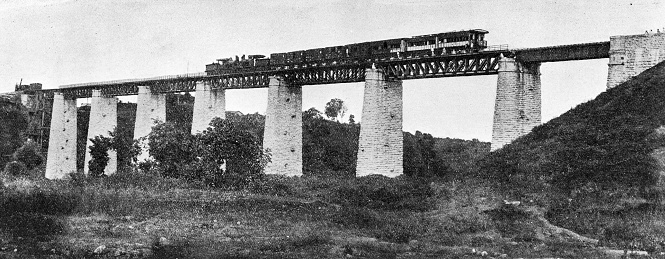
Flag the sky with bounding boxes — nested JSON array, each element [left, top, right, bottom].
[[1, 0, 663, 141]]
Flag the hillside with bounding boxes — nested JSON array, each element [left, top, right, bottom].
[[480, 61, 665, 249]]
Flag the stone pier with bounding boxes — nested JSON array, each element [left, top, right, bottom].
[[191, 81, 226, 134], [134, 86, 166, 161], [262, 76, 302, 176], [356, 68, 403, 177], [45, 93, 77, 179], [491, 56, 542, 151], [607, 32, 665, 89], [84, 90, 118, 175]]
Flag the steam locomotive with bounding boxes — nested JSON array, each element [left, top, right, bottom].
[[205, 29, 488, 74]]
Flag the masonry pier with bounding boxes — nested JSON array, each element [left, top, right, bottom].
[[491, 56, 542, 151], [134, 86, 166, 161], [356, 68, 403, 177], [83, 90, 118, 175], [607, 32, 665, 89], [262, 76, 303, 176], [45, 93, 77, 179], [191, 81, 226, 134]]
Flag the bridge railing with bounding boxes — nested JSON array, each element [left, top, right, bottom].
[[59, 72, 208, 89], [485, 44, 509, 51]]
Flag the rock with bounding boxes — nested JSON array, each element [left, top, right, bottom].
[[158, 237, 171, 246], [93, 245, 106, 254], [221, 226, 240, 236], [328, 245, 346, 255]]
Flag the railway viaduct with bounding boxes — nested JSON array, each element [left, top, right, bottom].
[[15, 32, 664, 179]]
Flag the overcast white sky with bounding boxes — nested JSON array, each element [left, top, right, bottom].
[[1, 0, 663, 141]]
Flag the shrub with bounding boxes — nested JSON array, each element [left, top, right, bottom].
[[196, 117, 270, 188], [147, 121, 198, 178], [3, 161, 27, 176], [12, 141, 44, 170], [0, 102, 29, 168], [88, 135, 113, 177]]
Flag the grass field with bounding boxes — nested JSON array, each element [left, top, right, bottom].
[[0, 170, 650, 258]]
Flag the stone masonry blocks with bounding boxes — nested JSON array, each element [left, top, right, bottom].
[[192, 81, 226, 134], [263, 76, 303, 176], [134, 85, 166, 162], [356, 68, 403, 177], [45, 93, 77, 179], [607, 32, 665, 89], [491, 56, 542, 151], [84, 90, 118, 175]]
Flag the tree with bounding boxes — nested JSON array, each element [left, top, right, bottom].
[[303, 107, 323, 121], [87, 127, 140, 176], [0, 101, 29, 168], [87, 135, 113, 177], [196, 117, 270, 188], [147, 121, 198, 178], [324, 98, 347, 121]]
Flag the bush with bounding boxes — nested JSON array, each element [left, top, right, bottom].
[[88, 135, 114, 177], [3, 161, 27, 176], [147, 121, 198, 178], [0, 102, 29, 168], [145, 117, 270, 189], [196, 117, 270, 188], [12, 141, 44, 170]]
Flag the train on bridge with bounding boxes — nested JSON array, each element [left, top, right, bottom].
[[205, 29, 489, 74]]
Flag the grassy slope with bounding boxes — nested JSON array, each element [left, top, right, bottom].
[[484, 61, 665, 197], [481, 61, 665, 250]]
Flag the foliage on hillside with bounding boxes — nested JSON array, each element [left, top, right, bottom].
[[302, 108, 359, 176], [480, 62, 665, 205], [0, 99, 29, 167]]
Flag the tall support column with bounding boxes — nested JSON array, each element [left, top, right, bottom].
[[84, 90, 118, 175], [45, 93, 77, 179], [262, 76, 302, 176], [607, 32, 665, 89], [134, 86, 166, 162], [191, 81, 226, 134], [491, 56, 541, 151], [356, 68, 403, 177]]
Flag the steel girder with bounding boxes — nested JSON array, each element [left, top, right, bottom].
[[207, 73, 272, 89], [381, 51, 504, 79], [281, 65, 367, 86], [43, 51, 510, 98]]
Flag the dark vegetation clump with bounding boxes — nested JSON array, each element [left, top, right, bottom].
[[87, 135, 114, 177], [12, 141, 44, 170], [0, 99, 29, 168], [3, 160, 27, 176], [302, 107, 359, 176], [146, 116, 269, 189]]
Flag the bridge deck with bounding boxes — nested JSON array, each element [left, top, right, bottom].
[[515, 41, 610, 63], [34, 41, 611, 99], [46, 51, 507, 99]]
